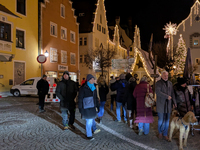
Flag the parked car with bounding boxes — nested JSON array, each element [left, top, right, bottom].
[[10, 77, 60, 102]]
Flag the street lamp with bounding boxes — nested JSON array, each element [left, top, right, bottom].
[[44, 50, 49, 57]]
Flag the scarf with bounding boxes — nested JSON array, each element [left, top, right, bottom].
[[87, 81, 96, 92]]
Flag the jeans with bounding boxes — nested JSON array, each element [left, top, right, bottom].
[[98, 101, 106, 117], [157, 112, 170, 136], [85, 119, 97, 137], [138, 123, 150, 135], [116, 102, 127, 121], [61, 108, 75, 126]]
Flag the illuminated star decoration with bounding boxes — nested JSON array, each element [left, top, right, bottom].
[[163, 22, 178, 38], [136, 60, 143, 69]]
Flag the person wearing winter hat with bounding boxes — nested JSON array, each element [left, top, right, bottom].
[[56, 71, 78, 130], [78, 74, 100, 140], [174, 77, 194, 117]]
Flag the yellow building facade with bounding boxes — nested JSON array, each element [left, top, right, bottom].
[[0, 0, 40, 93]]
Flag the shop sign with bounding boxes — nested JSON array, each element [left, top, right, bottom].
[[58, 65, 68, 71]]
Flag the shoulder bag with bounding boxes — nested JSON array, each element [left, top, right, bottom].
[[145, 84, 155, 107]]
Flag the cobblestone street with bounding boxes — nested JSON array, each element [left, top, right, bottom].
[[0, 96, 200, 150]]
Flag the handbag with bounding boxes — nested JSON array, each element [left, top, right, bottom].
[[145, 84, 155, 107], [83, 96, 94, 109]]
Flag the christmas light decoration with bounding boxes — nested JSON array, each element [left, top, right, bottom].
[[174, 34, 187, 74]]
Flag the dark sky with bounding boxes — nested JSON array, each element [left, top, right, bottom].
[[72, 0, 195, 50]]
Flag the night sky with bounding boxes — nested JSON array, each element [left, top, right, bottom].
[[72, 0, 196, 50]]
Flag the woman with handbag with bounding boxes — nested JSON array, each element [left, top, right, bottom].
[[133, 76, 154, 135], [78, 74, 101, 140]]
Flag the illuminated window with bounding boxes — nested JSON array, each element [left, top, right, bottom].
[[70, 30, 75, 43], [50, 48, 58, 62], [61, 50, 67, 63], [0, 21, 11, 42], [16, 29, 25, 48], [61, 27, 67, 40], [17, 0, 26, 15], [194, 39, 199, 46]]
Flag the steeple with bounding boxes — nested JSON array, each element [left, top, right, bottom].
[[133, 25, 141, 49]]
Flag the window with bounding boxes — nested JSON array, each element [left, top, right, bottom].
[[16, 29, 25, 48], [194, 39, 199, 46], [21, 79, 34, 85], [84, 37, 87, 45], [17, 0, 26, 15], [80, 55, 83, 63], [70, 30, 75, 43], [50, 22, 57, 37], [61, 50, 67, 63], [50, 48, 58, 62], [102, 27, 106, 34], [60, 4, 65, 18], [84, 55, 87, 63], [79, 37, 82, 45], [0, 21, 11, 42], [61, 27, 67, 40], [97, 24, 101, 31]]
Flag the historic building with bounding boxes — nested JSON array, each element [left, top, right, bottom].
[[73, 0, 127, 81], [0, 0, 40, 93], [173, 0, 200, 73], [39, 0, 79, 81]]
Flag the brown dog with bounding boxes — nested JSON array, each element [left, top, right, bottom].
[[168, 111, 197, 150]]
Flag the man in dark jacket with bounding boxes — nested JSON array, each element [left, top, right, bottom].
[[111, 73, 128, 123], [36, 75, 49, 113], [56, 71, 78, 130]]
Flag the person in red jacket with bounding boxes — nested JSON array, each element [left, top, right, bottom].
[[81, 78, 86, 86]]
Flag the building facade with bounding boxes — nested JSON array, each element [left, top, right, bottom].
[[173, 0, 200, 73], [73, 0, 127, 82], [40, 0, 79, 81], [0, 0, 40, 93]]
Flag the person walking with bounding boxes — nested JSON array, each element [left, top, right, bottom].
[[133, 76, 154, 135], [56, 71, 78, 130], [97, 76, 109, 124], [36, 75, 49, 113], [109, 76, 117, 111], [155, 71, 176, 140], [78, 74, 101, 140], [123, 77, 137, 128], [174, 77, 193, 117], [111, 73, 128, 123]]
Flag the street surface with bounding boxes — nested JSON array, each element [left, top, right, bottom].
[[0, 96, 200, 150]]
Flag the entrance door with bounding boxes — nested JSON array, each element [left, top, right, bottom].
[[14, 61, 25, 85]]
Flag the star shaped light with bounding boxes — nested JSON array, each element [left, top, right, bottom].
[[163, 22, 178, 37]]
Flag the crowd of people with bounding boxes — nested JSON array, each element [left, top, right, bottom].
[[36, 70, 197, 141]]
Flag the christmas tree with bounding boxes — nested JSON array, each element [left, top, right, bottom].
[[174, 34, 187, 74]]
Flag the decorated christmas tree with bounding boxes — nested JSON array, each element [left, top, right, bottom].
[[174, 34, 187, 74]]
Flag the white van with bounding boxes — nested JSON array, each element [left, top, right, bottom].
[[10, 77, 60, 102]]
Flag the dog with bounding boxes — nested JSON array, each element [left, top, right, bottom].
[[168, 111, 197, 150]]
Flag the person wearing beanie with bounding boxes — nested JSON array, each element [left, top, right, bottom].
[[56, 71, 78, 130], [174, 77, 194, 117], [36, 74, 49, 113], [78, 74, 100, 140], [111, 73, 128, 123]]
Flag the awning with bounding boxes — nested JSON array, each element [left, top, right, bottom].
[[0, 53, 14, 62], [0, 4, 21, 18]]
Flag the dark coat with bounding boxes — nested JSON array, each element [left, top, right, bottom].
[[155, 79, 176, 113], [125, 73, 133, 81], [78, 83, 99, 119], [111, 79, 128, 103], [133, 81, 154, 123], [55, 79, 78, 110], [174, 83, 193, 117], [99, 84, 109, 102], [123, 81, 137, 110], [36, 78, 49, 95]]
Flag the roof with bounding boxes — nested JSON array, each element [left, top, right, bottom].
[[136, 48, 161, 81], [0, 4, 20, 18], [72, 0, 98, 33]]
